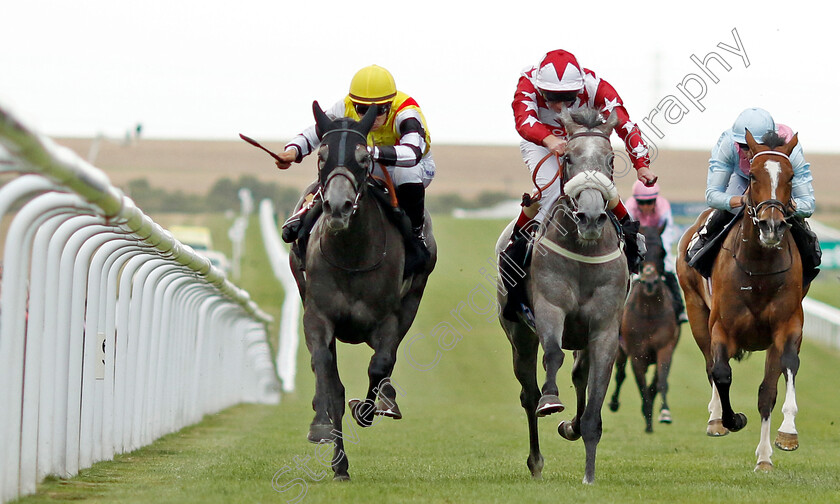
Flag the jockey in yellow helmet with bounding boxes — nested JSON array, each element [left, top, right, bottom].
[[277, 65, 435, 252]]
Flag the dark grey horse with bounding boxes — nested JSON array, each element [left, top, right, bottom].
[[300, 101, 436, 480], [497, 107, 628, 484]]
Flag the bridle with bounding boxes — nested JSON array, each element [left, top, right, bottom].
[[530, 129, 613, 205], [319, 127, 370, 216], [744, 150, 795, 226]]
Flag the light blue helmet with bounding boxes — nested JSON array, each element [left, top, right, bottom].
[[731, 107, 775, 144]]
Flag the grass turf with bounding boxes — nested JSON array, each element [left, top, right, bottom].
[[15, 215, 840, 503]]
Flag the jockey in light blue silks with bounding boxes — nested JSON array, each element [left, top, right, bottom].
[[687, 107, 820, 284]]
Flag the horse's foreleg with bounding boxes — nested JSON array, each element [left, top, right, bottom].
[[710, 335, 747, 433], [304, 315, 338, 444], [579, 332, 619, 485], [535, 304, 566, 416], [355, 315, 401, 427], [629, 357, 653, 433], [608, 346, 627, 412], [755, 343, 783, 472], [775, 336, 800, 452], [510, 331, 544, 478], [655, 342, 676, 424], [324, 339, 350, 480]]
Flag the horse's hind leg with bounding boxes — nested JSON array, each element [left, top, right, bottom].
[[608, 346, 627, 412], [510, 330, 544, 478]]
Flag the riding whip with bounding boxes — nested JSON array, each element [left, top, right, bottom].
[[238, 133, 288, 168]]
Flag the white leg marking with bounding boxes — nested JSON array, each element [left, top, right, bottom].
[[778, 369, 798, 434], [765, 161, 781, 200], [756, 417, 773, 464], [708, 382, 723, 421]]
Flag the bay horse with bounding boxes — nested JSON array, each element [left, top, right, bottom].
[[299, 101, 436, 480], [676, 129, 803, 471], [497, 107, 627, 484], [609, 225, 680, 432]]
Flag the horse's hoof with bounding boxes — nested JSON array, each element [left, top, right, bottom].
[[645, 424, 654, 434], [608, 400, 620, 412], [658, 409, 672, 424], [775, 431, 799, 451], [348, 398, 376, 427], [728, 412, 748, 432], [307, 423, 334, 444], [706, 419, 729, 437], [558, 421, 581, 441], [333, 473, 351, 482], [754, 461, 773, 472], [375, 399, 402, 419], [527, 454, 544, 479], [536, 395, 564, 417]]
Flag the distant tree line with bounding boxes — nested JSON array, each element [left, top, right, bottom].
[[123, 175, 302, 214], [123, 175, 514, 215]]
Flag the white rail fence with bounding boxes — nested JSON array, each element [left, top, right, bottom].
[[258, 199, 301, 393], [0, 105, 280, 503]]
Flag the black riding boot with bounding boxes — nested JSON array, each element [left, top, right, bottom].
[[662, 270, 688, 324], [396, 183, 430, 274], [789, 217, 822, 287], [500, 227, 535, 323], [619, 216, 645, 275], [686, 208, 739, 277]]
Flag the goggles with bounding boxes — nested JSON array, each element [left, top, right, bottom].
[[636, 198, 656, 206], [540, 90, 578, 104], [354, 102, 392, 117]]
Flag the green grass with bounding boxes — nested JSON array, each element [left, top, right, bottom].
[[15, 216, 840, 503]]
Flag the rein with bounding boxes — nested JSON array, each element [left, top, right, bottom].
[[528, 130, 613, 204], [725, 220, 793, 277], [318, 196, 388, 273]]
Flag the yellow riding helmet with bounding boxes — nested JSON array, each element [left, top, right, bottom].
[[349, 65, 397, 104]]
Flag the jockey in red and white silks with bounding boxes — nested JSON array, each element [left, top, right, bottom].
[[706, 107, 814, 217], [513, 49, 655, 224]]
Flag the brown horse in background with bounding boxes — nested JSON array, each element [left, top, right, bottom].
[[677, 129, 804, 471], [609, 225, 679, 432]]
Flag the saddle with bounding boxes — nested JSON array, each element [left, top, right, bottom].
[[685, 208, 743, 279], [292, 179, 428, 278]]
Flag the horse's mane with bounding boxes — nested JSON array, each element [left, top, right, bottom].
[[570, 107, 604, 129], [760, 131, 786, 149]]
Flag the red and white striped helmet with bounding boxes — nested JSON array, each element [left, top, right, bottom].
[[534, 50, 584, 92]]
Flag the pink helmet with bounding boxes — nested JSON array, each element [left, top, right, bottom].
[[534, 50, 584, 92], [632, 179, 660, 200]]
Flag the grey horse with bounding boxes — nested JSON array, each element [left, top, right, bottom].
[[300, 101, 436, 480], [497, 107, 628, 484]]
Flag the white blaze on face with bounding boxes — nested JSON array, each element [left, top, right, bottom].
[[764, 160, 782, 200]]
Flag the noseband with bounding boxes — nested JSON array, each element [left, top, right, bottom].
[[745, 150, 794, 225]]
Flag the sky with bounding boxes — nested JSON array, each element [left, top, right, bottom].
[[1, 0, 835, 153]]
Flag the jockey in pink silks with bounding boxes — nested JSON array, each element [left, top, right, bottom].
[[626, 180, 687, 324]]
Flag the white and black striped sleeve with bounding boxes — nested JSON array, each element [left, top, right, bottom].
[[373, 108, 427, 167]]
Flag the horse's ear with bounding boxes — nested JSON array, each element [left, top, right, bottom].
[[780, 133, 799, 156], [744, 129, 760, 155], [597, 110, 620, 135], [312, 100, 331, 139], [559, 106, 581, 136], [357, 103, 378, 134]]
